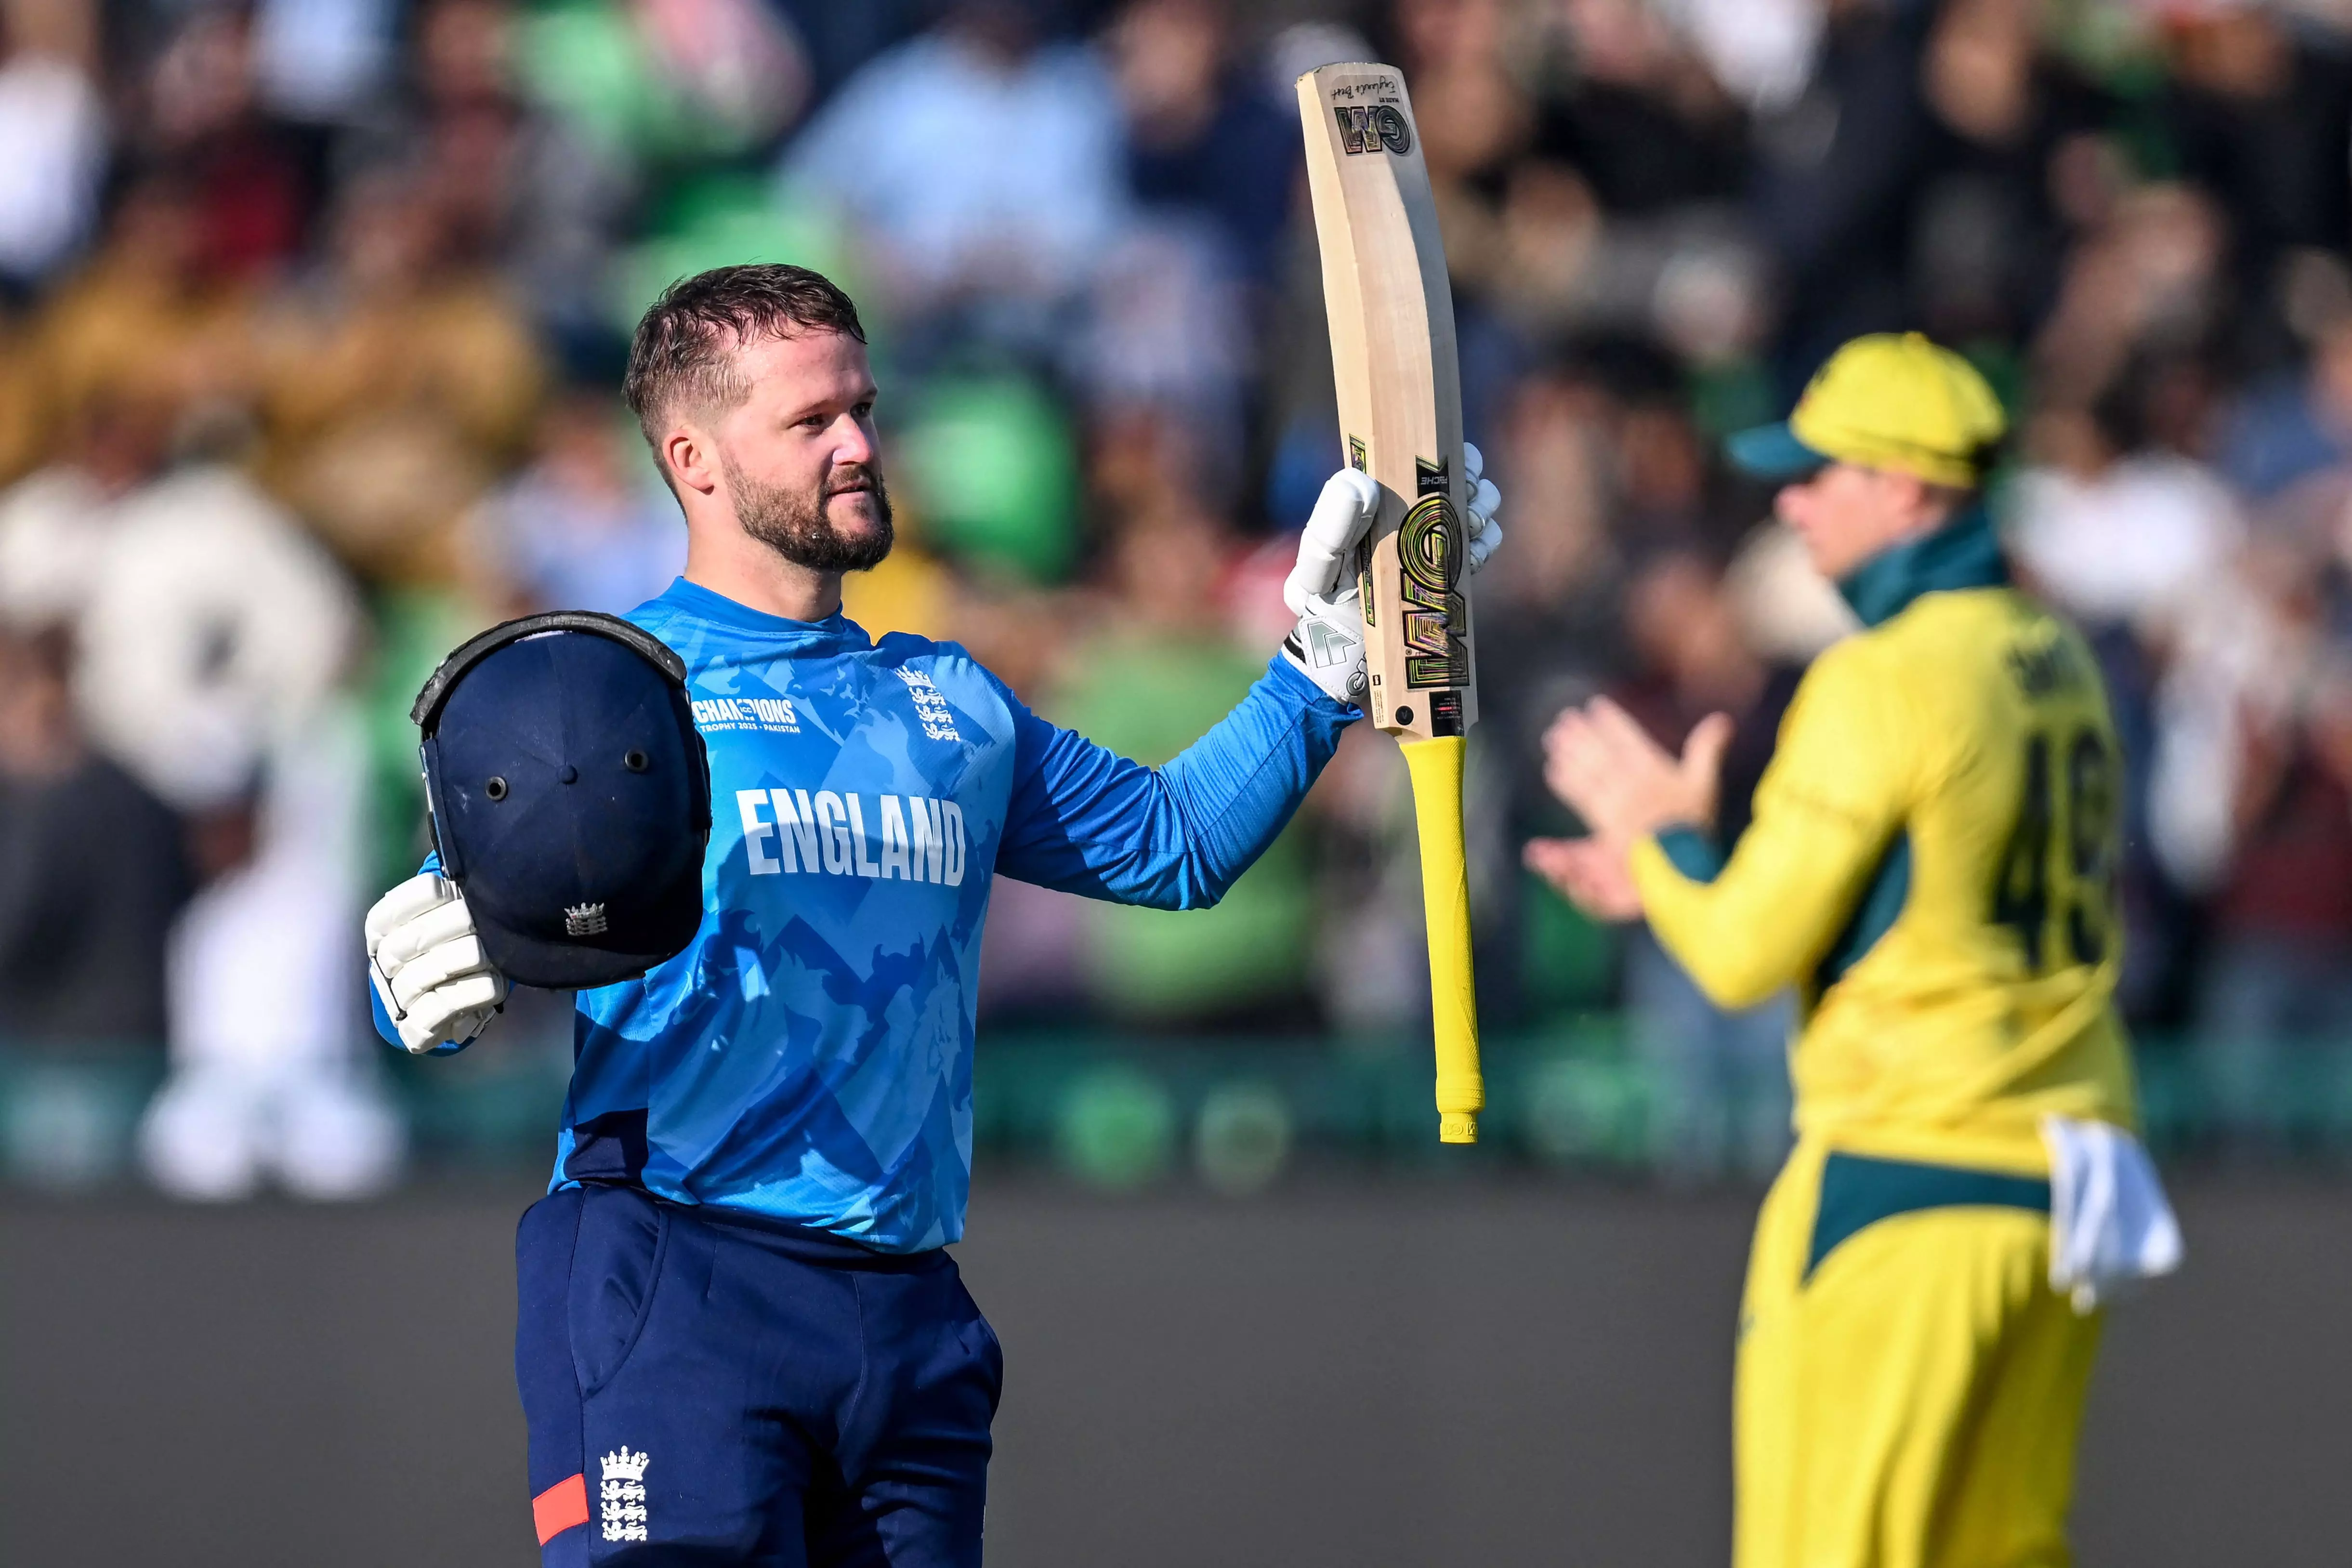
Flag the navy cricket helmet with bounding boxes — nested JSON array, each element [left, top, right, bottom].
[[412, 611, 711, 989]]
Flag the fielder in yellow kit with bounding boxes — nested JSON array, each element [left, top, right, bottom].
[[1528, 335, 2138, 1568]]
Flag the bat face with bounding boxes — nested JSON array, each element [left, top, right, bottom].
[[1301, 62, 1486, 1143], [1300, 63, 1476, 741]]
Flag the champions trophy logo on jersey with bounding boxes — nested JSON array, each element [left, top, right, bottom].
[[600, 1447, 650, 1543]]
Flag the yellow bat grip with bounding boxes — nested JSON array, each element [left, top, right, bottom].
[[1399, 735, 1483, 1144]]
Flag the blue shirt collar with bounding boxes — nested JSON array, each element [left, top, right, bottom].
[[648, 577, 872, 649], [1835, 504, 2008, 628]]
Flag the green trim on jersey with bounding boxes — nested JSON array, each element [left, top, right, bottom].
[[1836, 505, 2007, 629]]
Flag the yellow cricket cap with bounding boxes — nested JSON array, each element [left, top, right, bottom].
[[1725, 333, 2007, 490]]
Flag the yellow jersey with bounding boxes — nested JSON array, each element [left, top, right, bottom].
[[1629, 511, 2138, 1175]]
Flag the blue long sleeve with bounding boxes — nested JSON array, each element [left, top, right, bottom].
[[990, 655, 1357, 909]]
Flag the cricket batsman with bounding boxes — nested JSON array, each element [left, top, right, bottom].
[[1528, 334, 2177, 1568], [362, 263, 1499, 1566]]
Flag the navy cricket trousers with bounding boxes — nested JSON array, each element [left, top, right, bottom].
[[515, 1185, 1003, 1566]]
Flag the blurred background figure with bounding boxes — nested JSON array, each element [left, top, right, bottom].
[[0, 623, 189, 1188], [252, 162, 543, 589], [1609, 547, 1795, 1181], [468, 384, 685, 616], [1056, 494, 1318, 1030], [71, 460, 398, 1201], [1109, 0, 1293, 292], [781, 0, 1125, 362], [2151, 523, 2352, 1157], [0, 0, 106, 301], [1, 172, 246, 481]]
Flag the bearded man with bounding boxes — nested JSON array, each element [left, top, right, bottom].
[[360, 263, 1502, 1566]]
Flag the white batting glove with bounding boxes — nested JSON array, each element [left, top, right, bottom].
[[365, 872, 507, 1054], [1463, 443, 1504, 572], [1279, 447, 1504, 708]]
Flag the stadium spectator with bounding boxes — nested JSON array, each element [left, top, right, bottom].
[[2158, 524, 2352, 1152], [0, 0, 105, 298], [250, 0, 400, 125], [2010, 383, 2243, 635], [1609, 548, 1793, 1180], [137, 3, 332, 283], [2216, 312, 2352, 502], [0, 624, 191, 1059], [1539, 0, 1746, 218], [468, 384, 685, 616], [1747, 0, 1939, 369], [0, 384, 176, 630], [407, 0, 528, 268], [66, 455, 400, 1200], [1057, 496, 1319, 1028], [780, 0, 1128, 353], [0, 622, 191, 1188], [2, 174, 247, 484], [2162, 3, 2352, 300], [1108, 0, 1296, 288], [252, 164, 544, 586]]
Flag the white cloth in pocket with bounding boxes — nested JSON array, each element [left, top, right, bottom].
[[2041, 1114, 2184, 1314]]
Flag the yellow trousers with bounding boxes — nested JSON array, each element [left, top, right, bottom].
[[1734, 1139, 2102, 1568]]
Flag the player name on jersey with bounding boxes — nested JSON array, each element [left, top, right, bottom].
[[735, 788, 968, 885]]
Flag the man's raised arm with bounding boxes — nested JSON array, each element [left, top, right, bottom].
[[987, 656, 1353, 910], [989, 458, 1502, 910], [1529, 638, 1917, 1008]]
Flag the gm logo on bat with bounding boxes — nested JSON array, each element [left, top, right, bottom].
[[1333, 103, 1411, 157], [1399, 488, 1469, 690]]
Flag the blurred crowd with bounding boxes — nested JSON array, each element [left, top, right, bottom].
[[7, 0, 2352, 1194]]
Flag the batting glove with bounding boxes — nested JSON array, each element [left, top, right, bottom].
[[1280, 447, 1504, 708], [365, 872, 507, 1054]]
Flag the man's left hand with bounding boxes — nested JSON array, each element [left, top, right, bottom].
[[1280, 445, 1503, 708], [1523, 836, 1645, 922], [366, 872, 507, 1054], [1543, 697, 1728, 842], [1524, 698, 1732, 923]]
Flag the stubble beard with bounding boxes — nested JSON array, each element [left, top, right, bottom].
[[725, 455, 895, 574]]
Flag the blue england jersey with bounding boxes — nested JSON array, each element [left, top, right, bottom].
[[380, 577, 1354, 1251]]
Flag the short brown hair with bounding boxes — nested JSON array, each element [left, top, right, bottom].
[[623, 264, 867, 472]]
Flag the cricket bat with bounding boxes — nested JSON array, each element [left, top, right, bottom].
[[1297, 62, 1484, 1145]]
